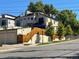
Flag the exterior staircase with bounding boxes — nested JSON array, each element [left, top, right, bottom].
[[18, 27, 46, 43]]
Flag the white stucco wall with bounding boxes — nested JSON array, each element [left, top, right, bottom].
[[39, 35, 49, 43], [0, 18, 15, 29], [61, 37, 65, 40], [27, 34, 49, 44], [7, 19, 15, 29], [27, 34, 37, 44], [43, 16, 58, 32], [53, 38, 59, 41], [44, 17, 58, 27], [44, 17, 51, 27], [52, 20, 58, 27], [17, 27, 31, 35]]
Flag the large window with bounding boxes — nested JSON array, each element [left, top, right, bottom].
[[38, 17, 44, 24], [2, 20, 6, 26], [31, 17, 33, 20], [16, 20, 20, 26]]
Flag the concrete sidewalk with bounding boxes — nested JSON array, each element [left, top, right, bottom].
[[0, 44, 24, 53], [0, 44, 38, 53], [0, 39, 78, 53]]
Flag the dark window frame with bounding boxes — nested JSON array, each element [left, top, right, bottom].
[[16, 20, 20, 26], [2, 20, 6, 26], [31, 17, 33, 20]]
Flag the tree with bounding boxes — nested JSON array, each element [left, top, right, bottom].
[[46, 26, 54, 42], [44, 4, 58, 15], [27, 2, 36, 12], [48, 21, 52, 27], [57, 22, 66, 39], [35, 1, 44, 12], [28, 1, 44, 12], [46, 26, 54, 36], [27, 1, 59, 16], [61, 10, 76, 25], [56, 10, 77, 26], [46, 22, 55, 36], [44, 4, 51, 14], [56, 9, 78, 35], [66, 25, 73, 35], [73, 20, 79, 35], [50, 4, 58, 15]]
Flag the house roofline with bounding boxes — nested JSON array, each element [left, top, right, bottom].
[[2, 14, 16, 17]]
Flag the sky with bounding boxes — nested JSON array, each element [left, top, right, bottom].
[[0, 0, 79, 19]]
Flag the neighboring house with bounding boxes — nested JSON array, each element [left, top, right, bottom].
[[0, 14, 16, 30], [0, 27, 32, 44], [15, 12, 58, 32]]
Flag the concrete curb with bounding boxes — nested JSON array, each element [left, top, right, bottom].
[[36, 39, 79, 47]]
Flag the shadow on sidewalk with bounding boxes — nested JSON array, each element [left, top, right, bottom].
[[0, 56, 79, 59]]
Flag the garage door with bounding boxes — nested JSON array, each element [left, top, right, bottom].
[[0, 29, 17, 44]]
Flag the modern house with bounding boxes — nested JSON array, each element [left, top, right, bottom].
[[0, 14, 16, 30], [15, 12, 58, 32]]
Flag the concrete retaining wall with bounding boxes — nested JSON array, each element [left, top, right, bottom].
[[27, 34, 49, 44], [17, 27, 31, 35]]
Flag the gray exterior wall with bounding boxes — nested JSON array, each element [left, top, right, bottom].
[[0, 29, 17, 44]]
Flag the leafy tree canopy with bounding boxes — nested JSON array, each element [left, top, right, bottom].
[[27, 1, 58, 15], [57, 22, 66, 37], [66, 25, 73, 35]]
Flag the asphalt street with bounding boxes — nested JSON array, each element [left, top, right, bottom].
[[0, 40, 79, 59]]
